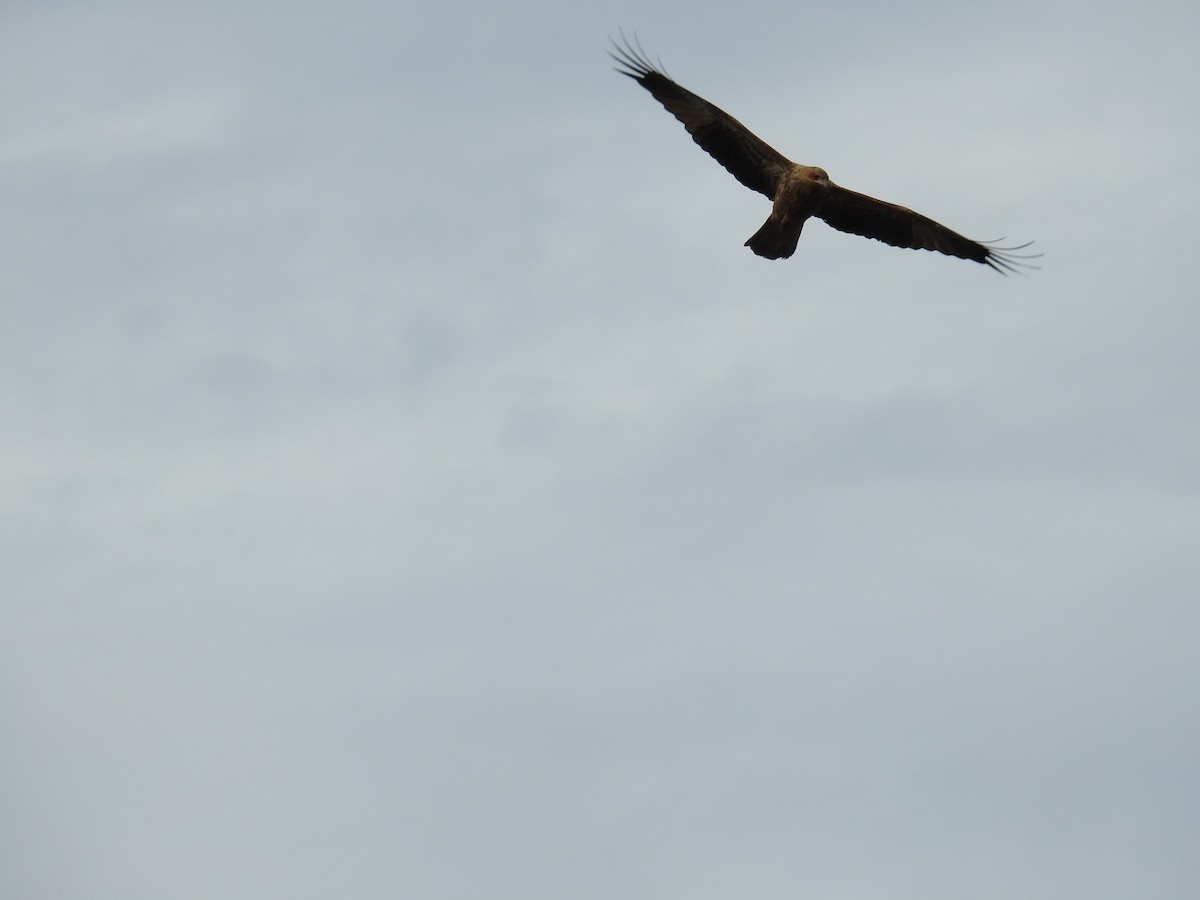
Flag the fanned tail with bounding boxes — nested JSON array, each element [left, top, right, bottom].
[[744, 216, 803, 260]]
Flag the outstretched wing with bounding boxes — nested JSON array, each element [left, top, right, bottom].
[[609, 34, 792, 199], [818, 184, 1040, 275]]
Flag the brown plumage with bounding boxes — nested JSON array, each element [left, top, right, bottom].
[[610, 35, 1039, 274]]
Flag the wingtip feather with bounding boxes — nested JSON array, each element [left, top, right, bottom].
[[980, 239, 1043, 276]]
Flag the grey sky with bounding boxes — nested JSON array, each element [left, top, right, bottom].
[[3, 1, 1199, 898]]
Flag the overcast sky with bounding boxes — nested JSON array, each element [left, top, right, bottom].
[[3, 1, 1199, 898]]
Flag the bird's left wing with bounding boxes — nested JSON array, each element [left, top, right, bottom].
[[818, 183, 1038, 274], [610, 35, 793, 199]]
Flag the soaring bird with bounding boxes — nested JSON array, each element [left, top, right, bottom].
[[610, 36, 1038, 274]]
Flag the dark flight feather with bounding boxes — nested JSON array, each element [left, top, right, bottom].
[[609, 36, 790, 198]]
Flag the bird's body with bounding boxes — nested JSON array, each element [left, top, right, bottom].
[[610, 36, 1038, 274], [747, 165, 831, 260]]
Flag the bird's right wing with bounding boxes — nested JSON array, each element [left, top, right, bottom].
[[610, 35, 793, 199], [819, 183, 1039, 274]]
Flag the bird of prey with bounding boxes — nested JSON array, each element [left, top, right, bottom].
[[610, 36, 1038, 274]]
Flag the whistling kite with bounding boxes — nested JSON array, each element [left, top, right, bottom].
[[610, 36, 1038, 274]]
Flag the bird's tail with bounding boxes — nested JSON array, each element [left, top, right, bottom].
[[745, 216, 803, 260]]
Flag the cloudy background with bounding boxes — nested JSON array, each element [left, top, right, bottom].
[[3, 0, 1198, 897]]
